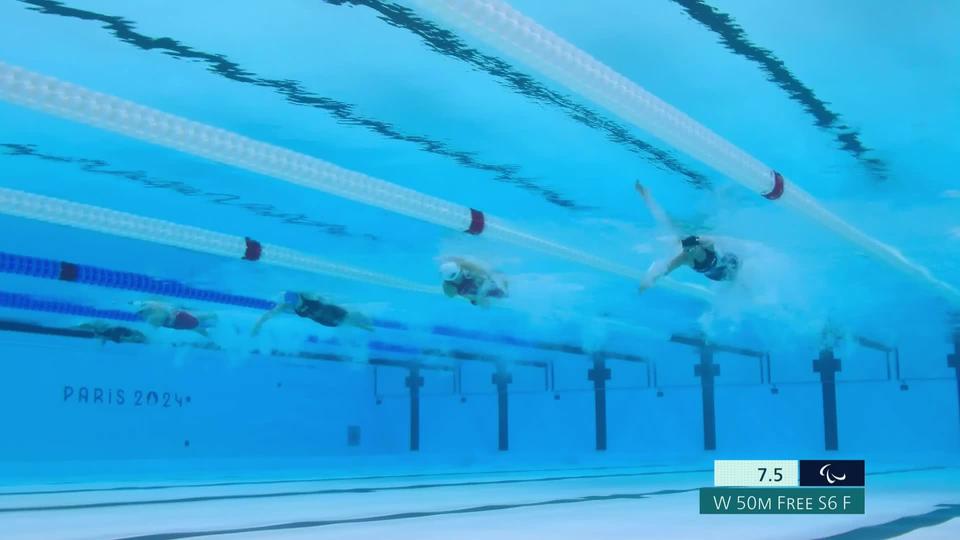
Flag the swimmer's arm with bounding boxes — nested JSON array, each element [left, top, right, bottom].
[[639, 252, 688, 292], [635, 181, 681, 236], [445, 257, 488, 278], [663, 252, 689, 275], [252, 304, 286, 336], [346, 311, 374, 331]]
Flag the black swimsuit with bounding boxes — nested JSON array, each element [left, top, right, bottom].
[[692, 249, 718, 274], [690, 244, 739, 281], [295, 298, 348, 327], [455, 276, 480, 296], [100, 327, 145, 343], [453, 275, 506, 301]]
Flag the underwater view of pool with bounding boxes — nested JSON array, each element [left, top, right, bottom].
[[0, 1, 958, 538]]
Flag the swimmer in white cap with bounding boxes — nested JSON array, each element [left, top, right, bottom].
[[439, 257, 508, 307]]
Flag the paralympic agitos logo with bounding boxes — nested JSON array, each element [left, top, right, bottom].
[[820, 464, 846, 484], [799, 460, 865, 487]]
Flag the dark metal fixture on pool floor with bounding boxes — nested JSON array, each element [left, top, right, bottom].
[[669, 334, 766, 451], [813, 347, 842, 451]]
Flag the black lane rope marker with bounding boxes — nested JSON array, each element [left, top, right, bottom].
[[17, 1, 583, 211], [0, 143, 372, 240], [109, 488, 701, 540], [670, 0, 888, 178], [815, 503, 960, 540], [0, 469, 711, 513], [57, 261, 79, 281], [326, 0, 713, 190]]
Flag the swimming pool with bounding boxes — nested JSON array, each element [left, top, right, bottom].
[[0, 1, 958, 538]]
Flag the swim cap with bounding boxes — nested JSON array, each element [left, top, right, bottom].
[[440, 261, 461, 281], [681, 235, 701, 249], [283, 291, 300, 305]]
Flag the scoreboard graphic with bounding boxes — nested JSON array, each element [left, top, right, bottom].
[[701, 460, 865, 514]]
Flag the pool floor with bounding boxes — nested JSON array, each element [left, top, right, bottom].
[[1, 463, 958, 539]]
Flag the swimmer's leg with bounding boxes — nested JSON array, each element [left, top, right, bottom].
[[196, 312, 218, 325], [491, 274, 508, 297], [192, 313, 217, 337], [344, 311, 374, 331], [477, 277, 507, 302]]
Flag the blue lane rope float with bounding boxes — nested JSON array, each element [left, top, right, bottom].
[[0, 251, 276, 310], [369, 340, 421, 355], [0, 291, 139, 322]]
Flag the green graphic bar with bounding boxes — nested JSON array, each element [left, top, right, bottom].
[[700, 488, 865, 514]]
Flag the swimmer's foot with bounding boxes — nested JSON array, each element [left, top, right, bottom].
[[634, 181, 648, 198]]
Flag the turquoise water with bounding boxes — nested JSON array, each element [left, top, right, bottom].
[[0, 1, 958, 538]]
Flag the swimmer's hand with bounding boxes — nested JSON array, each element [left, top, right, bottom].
[[638, 278, 654, 293], [634, 181, 649, 199]]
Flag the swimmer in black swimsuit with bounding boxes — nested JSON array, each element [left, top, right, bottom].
[[634, 181, 740, 291], [252, 292, 373, 335], [76, 321, 148, 344]]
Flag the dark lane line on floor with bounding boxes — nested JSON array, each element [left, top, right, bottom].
[[866, 466, 947, 476], [669, 0, 887, 178], [1, 143, 371, 240], [112, 487, 701, 540], [816, 504, 960, 539], [18, 0, 584, 210], [327, 0, 713, 189], [0, 469, 710, 513], [867, 465, 953, 476], [3, 465, 944, 498], [0, 464, 668, 497]]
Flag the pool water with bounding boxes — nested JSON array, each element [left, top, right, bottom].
[[0, 1, 958, 538]]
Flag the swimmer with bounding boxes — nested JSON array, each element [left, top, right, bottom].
[[634, 181, 741, 291], [133, 301, 217, 337], [252, 292, 373, 335], [76, 321, 148, 344], [440, 257, 509, 307]]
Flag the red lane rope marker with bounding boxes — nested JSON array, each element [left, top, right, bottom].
[[242, 237, 263, 261], [763, 171, 785, 200], [466, 208, 486, 235]]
